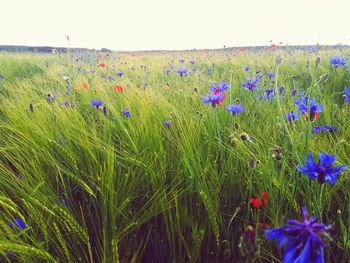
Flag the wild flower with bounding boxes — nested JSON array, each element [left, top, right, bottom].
[[285, 112, 300, 121], [250, 192, 268, 209], [297, 152, 346, 184], [113, 85, 123, 92], [241, 76, 260, 92], [294, 94, 323, 121], [7, 217, 27, 230], [91, 100, 103, 109], [202, 91, 225, 107], [117, 71, 124, 77], [121, 108, 132, 118], [209, 81, 230, 92], [175, 67, 189, 77], [265, 207, 331, 263], [226, 104, 244, 115], [329, 55, 347, 68], [345, 87, 350, 103], [163, 120, 171, 127]]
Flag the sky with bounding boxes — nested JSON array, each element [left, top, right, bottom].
[[1, 0, 350, 51]]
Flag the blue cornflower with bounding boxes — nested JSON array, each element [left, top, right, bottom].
[[345, 87, 350, 103], [163, 120, 171, 127], [285, 112, 300, 121], [209, 81, 230, 92], [189, 59, 196, 65], [291, 90, 298, 96], [7, 217, 27, 230], [202, 92, 225, 107], [91, 99, 103, 109], [121, 108, 132, 118], [265, 207, 331, 263], [179, 58, 185, 63], [294, 94, 323, 121], [263, 88, 275, 100], [312, 126, 323, 133], [175, 67, 189, 77], [117, 71, 124, 77], [322, 125, 337, 133], [297, 152, 346, 184], [268, 72, 275, 78], [244, 65, 250, 72], [226, 104, 244, 115], [46, 94, 55, 102], [207, 68, 212, 75], [106, 75, 115, 81], [241, 76, 260, 92], [329, 55, 347, 68]]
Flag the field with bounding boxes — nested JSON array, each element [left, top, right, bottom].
[[0, 47, 349, 262]]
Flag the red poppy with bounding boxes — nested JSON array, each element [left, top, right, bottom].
[[270, 44, 277, 49], [303, 112, 319, 121], [250, 192, 268, 209], [113, 85, 123, 92], [97, 53, 102, 59], [106, 53, 110, 58], [81, 82, 89, 90], [98, 63, 106, 68]]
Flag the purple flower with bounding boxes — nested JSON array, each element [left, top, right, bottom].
[[163, 120, 171, 127], [241, 76, 260, 92], [117, 71, 124, 77], [244, 66, 250, 72], [175, 67, 189, 77], [179, 58, 185, 63], [291, 90, 298, 96], [226, 104, 244, 115], [268, 72, 275, 78], [312, 126, 323, 133], [209, 81, 230, 92], [297, 152, 346, 184], [263, 88, 275, 100], [207, 68, 212, 75], [202, 92, 225, 107], [46, 94, 55, 102], [121, 108, 132, 118], [322, 125, 337, 133], [189, 59, 196, 65], [345, 87, 350, 103], [285, 112, 300, 121], [329, 55, 347, 68], [91, 99, 103, 109], [294, 94, 323, 120], [265, 207, 331, 263], [103, 106, 107, 116], [7, 217, 27, 230]]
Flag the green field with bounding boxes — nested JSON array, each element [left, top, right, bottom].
[[0, 47, 349, 262]]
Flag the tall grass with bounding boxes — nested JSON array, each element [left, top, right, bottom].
[[0, 48, 349, 262]]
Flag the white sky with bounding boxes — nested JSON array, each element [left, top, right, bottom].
[[1, 0, 350, 51]]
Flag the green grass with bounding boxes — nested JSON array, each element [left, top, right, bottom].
[[0, 48, 349, 262]]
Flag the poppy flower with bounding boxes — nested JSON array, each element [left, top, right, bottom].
[[271, 44, 277, 49], [97, 53, 102, 59], [81, 82, 89, 90], [98, 63, 106, 68], [113, 85, 124, 92], [250, 192, 268, 209]]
